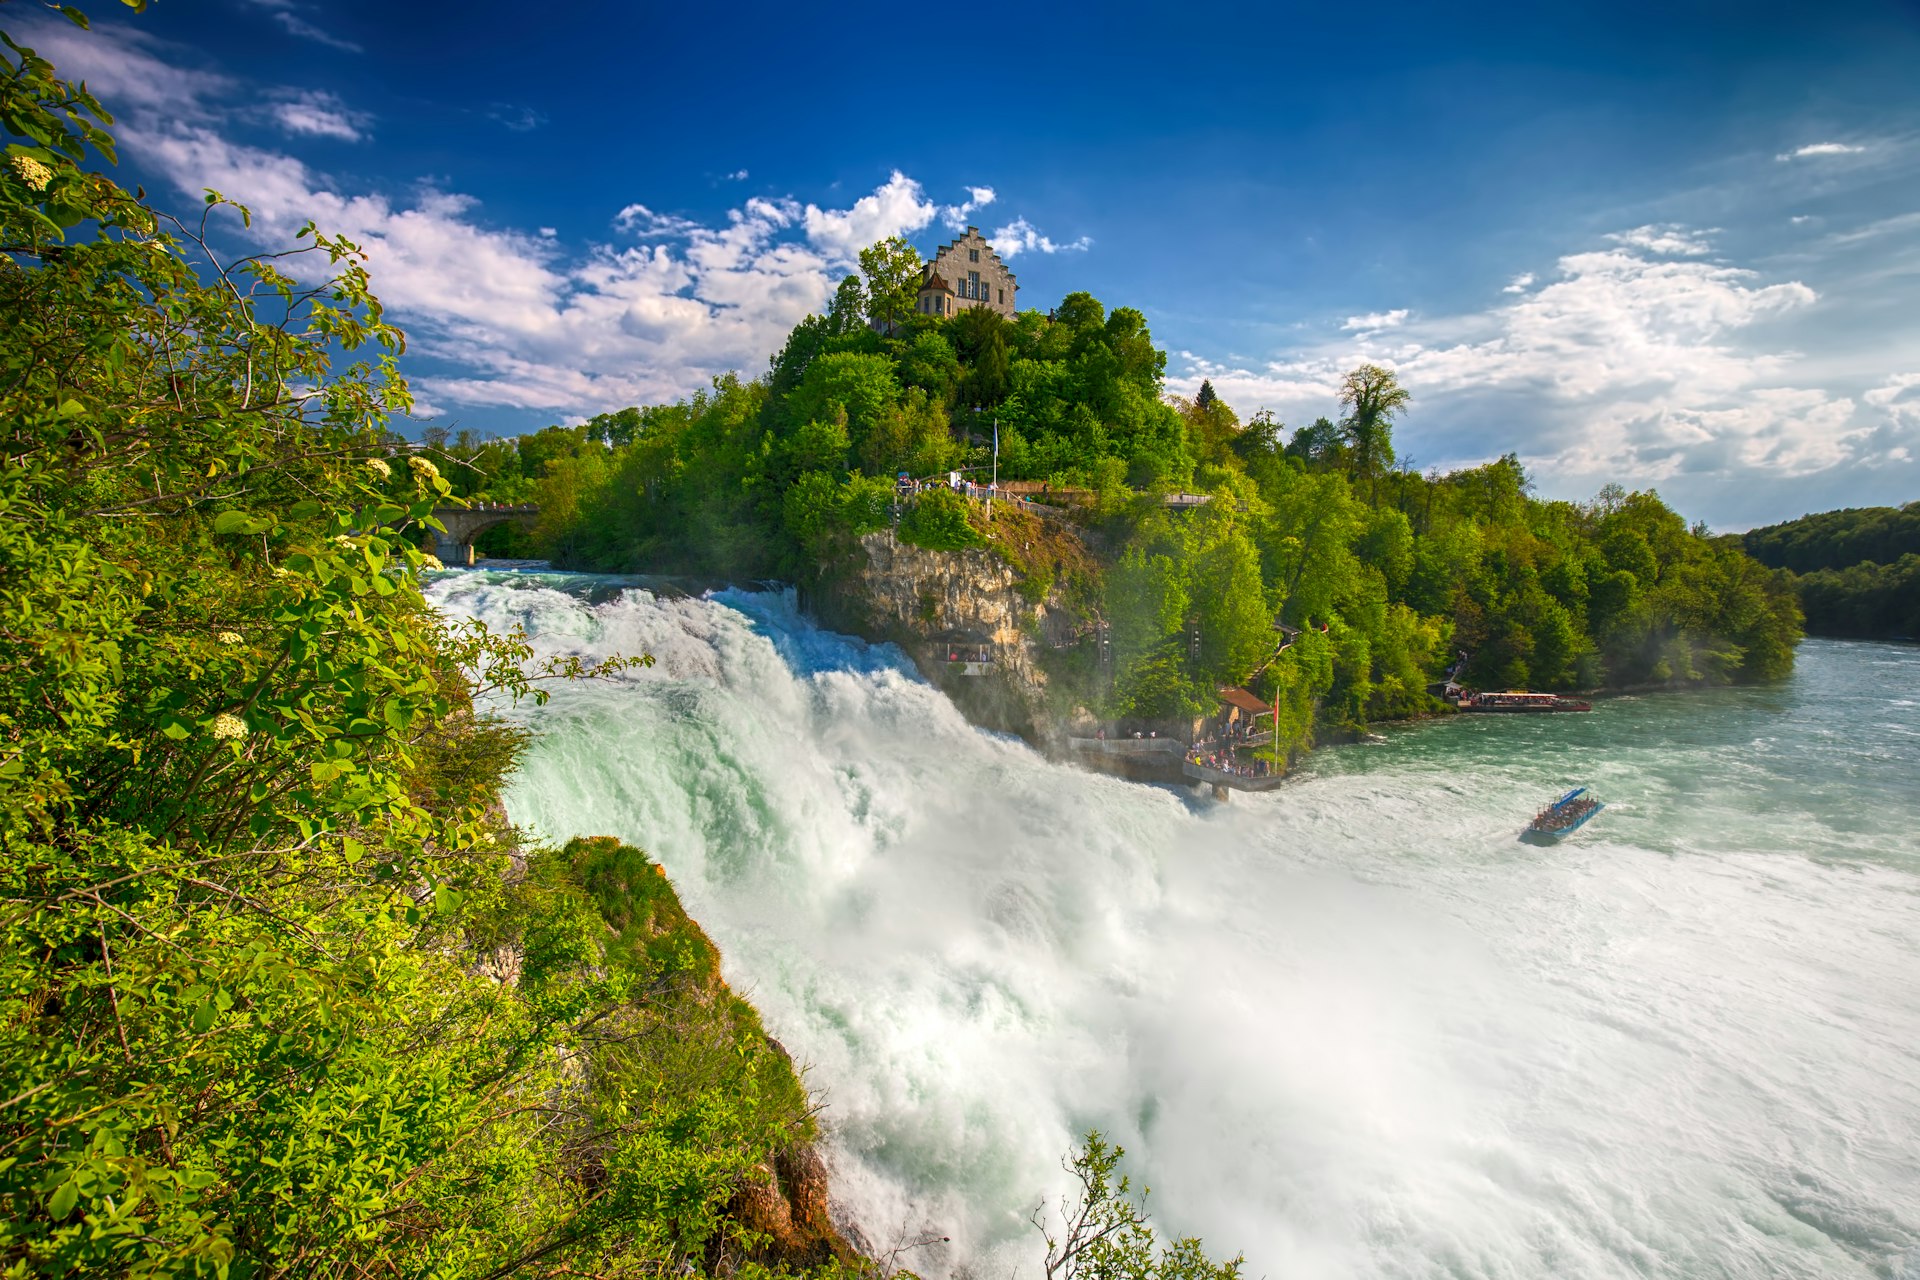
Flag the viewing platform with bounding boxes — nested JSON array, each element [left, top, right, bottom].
[[1182, 760, 1286, 792], [1067, 736, 1185, 758]]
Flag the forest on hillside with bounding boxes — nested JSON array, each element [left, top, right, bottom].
[[1742, 505, 1920, 639], [425, 241, 1802, 754]]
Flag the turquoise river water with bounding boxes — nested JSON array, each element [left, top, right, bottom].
[[427, 571, 1920, 1280]]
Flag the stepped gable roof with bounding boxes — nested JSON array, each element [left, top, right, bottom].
[[928, 225, 1017, 282], [918, 269, 954, 294], [1218, 686, 1272, 715]]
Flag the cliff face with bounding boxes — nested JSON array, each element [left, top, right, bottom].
[[811, 531, 1091, 749]]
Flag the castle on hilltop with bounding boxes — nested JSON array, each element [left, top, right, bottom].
[[915, 226, 1017, 319]]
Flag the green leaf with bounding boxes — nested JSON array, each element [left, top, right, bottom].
[[212, 510, 251, 535], [59, 6, 90, 29], [47, 1180, 79, 1219], [192, 1000, 217, 1033]]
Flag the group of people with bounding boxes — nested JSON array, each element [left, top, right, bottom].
[[1532, 795, 1599, 831], [1185, 745, 1274, 779]]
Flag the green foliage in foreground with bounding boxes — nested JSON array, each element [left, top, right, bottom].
[[1032, 1133, 1242, 1280], [0, 17, 855, 1277]]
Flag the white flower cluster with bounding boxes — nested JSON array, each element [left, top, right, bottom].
[[210, 713, 248, 741], [419, 553, 445, 571], [407, 456, 440, 484], [216, 630, 242, 645], [9, 154, 53, 192], [366, 457, 392, 480]]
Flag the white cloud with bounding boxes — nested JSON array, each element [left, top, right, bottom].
[[1827, 211, 1920, 246], [538, 226, 557, 238], [242, 0, 361, 52], [941, 185, 997, 230], [1865, 373, 1920, 422], [989, 216, 1091, 258], [1777, 142, 1866, 160], [613, 203, 702, 238], [725, 169, 750, 181], [802, 170, 935, 263], [269, 89, 368, 141], [1341, 308, 1408, 332], [1790, 215, 1814, 226], [1502, 272, 1535, 294], [1169, 226, 1857, 489], [1605, 224, 1716, 256], [487, 103, 547, 133]]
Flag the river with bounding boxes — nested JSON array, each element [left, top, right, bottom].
[[426, 570, 1920, 1280]]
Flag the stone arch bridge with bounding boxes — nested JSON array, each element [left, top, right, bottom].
[[431, 504, 538, 565]]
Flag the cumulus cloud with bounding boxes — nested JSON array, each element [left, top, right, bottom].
[[941, 185, 997, 230], [1777, 142, 1865, 160], [724, 169, 750, 181], [802, 170, 935, 263], [268, 89, 368, 141], [1502, 272, 1535, 294], [990, 217, 1091, 258], [1605, 224, 1715, 256], [1167, 225, 1861, 492], [1341, 309, 1408, 332]]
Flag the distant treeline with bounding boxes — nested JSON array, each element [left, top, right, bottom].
[[1742, 504, 1920, 639], [1742, 504, 1920, 574]]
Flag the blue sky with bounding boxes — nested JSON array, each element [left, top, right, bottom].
[[19, 0, 1920, 529]]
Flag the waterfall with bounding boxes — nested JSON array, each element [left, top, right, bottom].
[[429, 570, 1920, 1280]]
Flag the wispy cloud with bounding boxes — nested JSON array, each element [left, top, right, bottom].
[[724, 169, 749, 182], [487, 103, 547, 133], [1606, 224, 1715, 256], [1502, 272, 1535, 294], [1776, 141, 1866, 160], [242, 0, 361, 52], [990, 216, 1090, 258], [1826, 210, 1920, 246], [613, 203, 705, 238], [268, 89, 368, 141], [1341, 308, 1408, 332]]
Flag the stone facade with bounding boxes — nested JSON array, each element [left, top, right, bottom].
[[917, 225, 1016, 318]]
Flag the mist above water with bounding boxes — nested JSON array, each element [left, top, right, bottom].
[[428, 571, 1920, 1280]]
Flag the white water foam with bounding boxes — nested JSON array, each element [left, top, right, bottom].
[[429, 572, 1920, 1280]]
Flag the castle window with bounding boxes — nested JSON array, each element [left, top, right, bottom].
[[998, 289, 1005, 305], [968, 271, 980, 298], [969, 248, 980, 263]]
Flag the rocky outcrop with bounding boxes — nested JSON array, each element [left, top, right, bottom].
[[811, 529, 1094, 749]]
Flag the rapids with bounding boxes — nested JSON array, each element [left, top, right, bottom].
[[427, 570, 1920, 1280]]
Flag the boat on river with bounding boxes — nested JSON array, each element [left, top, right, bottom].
[[1462, 690, 1592, 713], [1523, 787, 1605, 843]]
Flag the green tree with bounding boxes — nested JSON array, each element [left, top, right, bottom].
[[857, 235, 922, 333], [1337, 363, 1409, 498], [1033, 1134, 1243, 1280]]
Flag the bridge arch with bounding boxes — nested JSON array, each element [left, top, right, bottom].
[[431, 505, 538, 566]]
